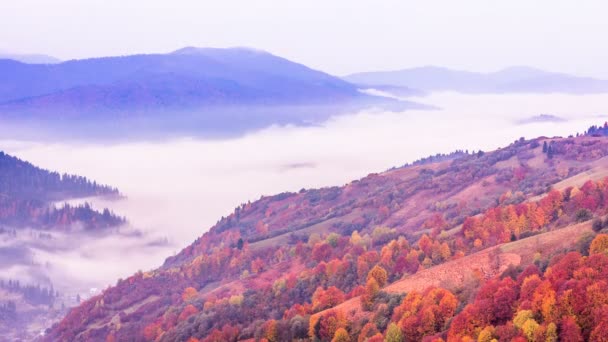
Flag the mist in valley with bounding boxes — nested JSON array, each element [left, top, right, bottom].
[[2, 92, 608, 297]]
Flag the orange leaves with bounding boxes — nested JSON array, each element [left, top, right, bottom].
[[309, 310, 348, 341], [393, 287, 459, 341], [530, 280, 557, 323], [367, 265, 388, 287], [262, 319, 278, 342], [447, 251, 608, 341], [256, 219, 269, 235], [590, 234, 608, 255], [181, 287, 198, 302], [311, 286, 346, 312], [360, 278, 380, 311], [331, 328, 350, 342], [418, 234, 433, 256]]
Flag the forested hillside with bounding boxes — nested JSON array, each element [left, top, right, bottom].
[[0, 151, 124, 229], [46, 125, 608, 341]]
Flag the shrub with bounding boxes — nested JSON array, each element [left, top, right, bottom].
[[575, 209, 592, 222]]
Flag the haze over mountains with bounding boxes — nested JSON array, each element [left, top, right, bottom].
[[345, 66, 608, 94]]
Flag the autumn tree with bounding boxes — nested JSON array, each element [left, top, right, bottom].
[[590, 234, 608, 255], [181, 287, 198, 302], [385, 322, 404, 342], [357, 322, 379, 342], [312, 286, 346, 312], [263, 319, 278, 342], [178, 304, 199, 322], [361, 278, 380, 311], [331, 328, 350, 342], [313, 310, 347, 341], [394, 288, 458, 341], [367, 265, 388, 287], [560, 316, 583, 342]]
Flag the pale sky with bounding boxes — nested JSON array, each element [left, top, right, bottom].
[[2, 0, 608, 77]]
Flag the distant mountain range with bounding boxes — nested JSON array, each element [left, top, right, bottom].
[[0, 52, 61, 64], [344, 66, 608, 94], [0, 47, 408, 117]]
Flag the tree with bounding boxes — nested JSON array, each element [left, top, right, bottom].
[[315, 310, 347, 341], [521, 319, 539, 341], [251, 258, 265, 273], [289, 315, 309, 339], [590, 318, 608, 342], [418, 234, 433, 256], [331, 328, 350, 342], [367, 334, 384, 342], [513, 310, 534, 329], [182, 287, 198, 302], [559, 316, 583, 342], [361, 278, 380, 311], [178, 304, 198, 322], [143, 322, 162, 340], [312, 286, 346, 312], [394, 288, 458, 341], [367, 265, 388, 287], [357, 323, 379, 342], [385, 322, 404, 342], [263, 319, 278, 342], [590, 234, 608, 255], [477, 326, 495, 342], [545, 322, 558, 342]]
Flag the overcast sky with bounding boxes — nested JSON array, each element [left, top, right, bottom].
[[2, 0, 607, 77]]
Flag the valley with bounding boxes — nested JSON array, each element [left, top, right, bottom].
[[3, 18, 608, 340]]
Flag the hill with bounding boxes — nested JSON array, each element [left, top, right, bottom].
[[344, 66, 608, 94], [45, 126, 608, 341], [0, 151, 123, 230], [0, 48, 414, 124]]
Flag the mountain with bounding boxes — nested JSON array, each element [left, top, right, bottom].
[[45, 125, 608, 341], [0, 52, 61, 64], [0, 47, 424, 139], [344, 66, 608, 94], [0, 47, 409, 117]]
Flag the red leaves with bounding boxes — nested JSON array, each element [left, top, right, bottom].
[[392, 287, 459, 341], [312, 286, 346, 312], [178, 304, 198, 322], [449, 252, 608, 341]]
